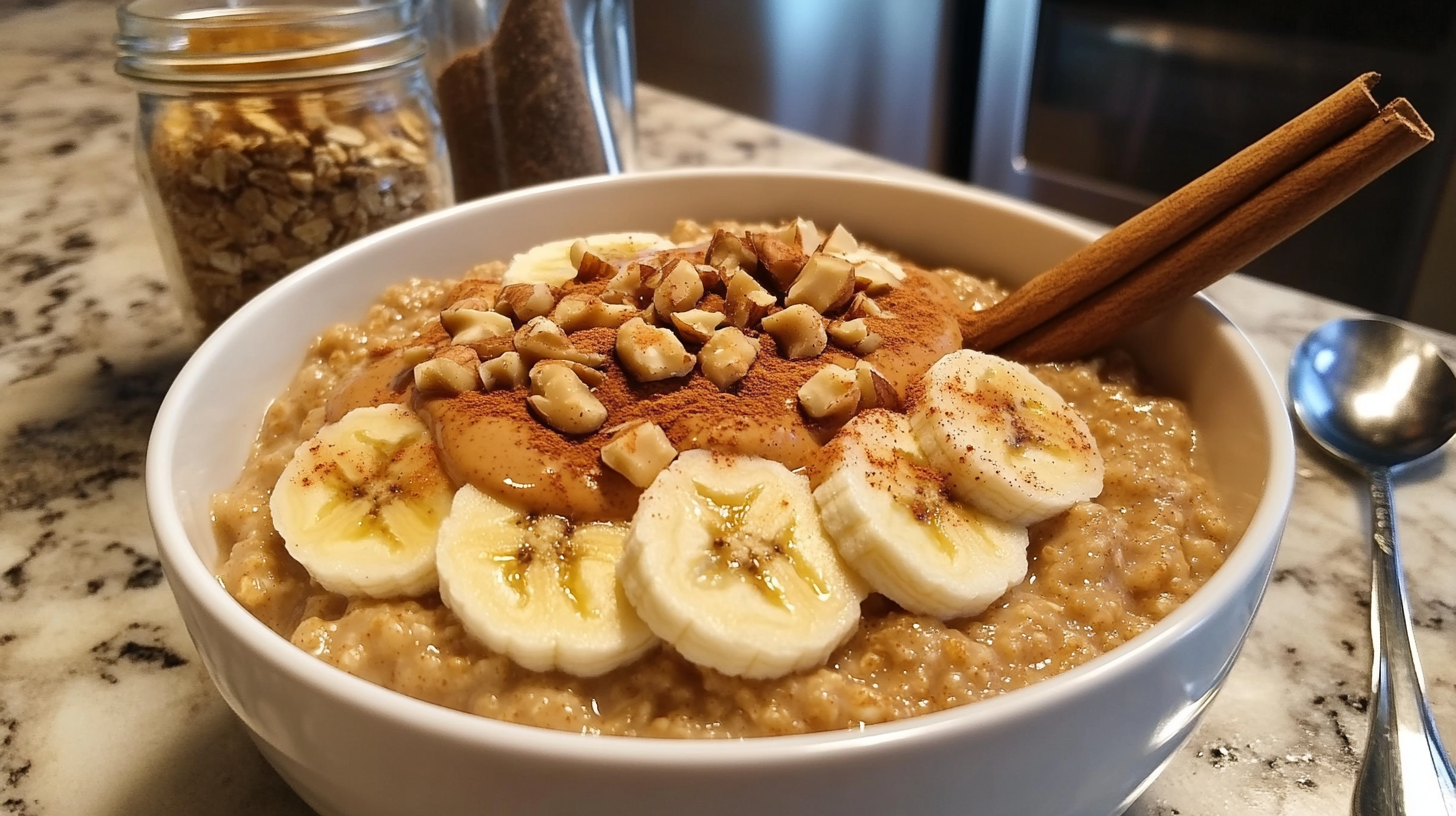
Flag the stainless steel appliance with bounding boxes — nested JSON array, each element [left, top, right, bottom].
[[636, 0, 1456, 328]]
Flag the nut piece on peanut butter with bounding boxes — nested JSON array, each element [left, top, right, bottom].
[[527, 360, 608, 435], [479, 351, 527, 391], [399, 344, 434, 368], [773, 217, 823, 255], [695, 263, 724, 293], [550, 292, 637, 331], [827, 317, 884, 355], [574, 250, 618, 283], [616, 317, 696, 381], [668, 308, 725, 344], [853, 261, 901, 295], [652, 259, 704, 316], [724, 267, 776, 331], [495, 282, 558, 322], [747, 232, 808, 292], [414, 346, 481, 397], [514, 317, 608, 367], [760, 304, 828, 360], [820, 223, 858, 255], [845, 291, 888, 320], [706, 229, 759, 276], [798, 364, 861, 423], [699, 327, 760, 391], [600, 420, 678, 489], [854, 360, 900, 411], [786, 254, 855, 314], [443, 306, 515, 346], [601, 262, 650, 307]]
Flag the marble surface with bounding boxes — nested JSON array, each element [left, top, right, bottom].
[[2, 2, 1454, 814]]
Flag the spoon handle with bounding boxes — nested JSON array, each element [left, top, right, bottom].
[[1352, 467, 1456, 815]]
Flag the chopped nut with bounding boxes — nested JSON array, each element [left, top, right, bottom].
[[452, 294, 497, 312], [786, 254, 855, 314], [706, 230, 758, 275], [820, 223, 858, 255], [724, 268, 776, 330], [400, 345, 434, 367], [827, 318, 884, 355], [550, 292, 637, 331], [652, 259, 704, 315], [854, 260, 901, 294], [699, 327, 759, 391], [514, 317, 608, 367], [564, 360, 608, 387], [444, 307, 515, 346], [569, 238, 591, 270], [695, 263, 724, 293], [495, 283, 558, 322], [527, 361, 608, 435], [845, 292, 887, 320], [668, 308, 726, 344], [600, 421, 678, 488], [479, 351, 528, 391], [415, 347, 481, 396], [575, 251, 617, 283], [798, 364, 861, 423], [615, 317, 696, 381], [855, 361, 901, 411], [458, 335, 515, 361], [760, 304, 828, 360], [638, 263, 666, 291], [773, 217, 823, 254], [827, 317, 867, 347], [601, 262, 649, 306], [746, 232, 808, 292]]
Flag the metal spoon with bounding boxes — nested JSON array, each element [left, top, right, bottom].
[[1289, 317, 1456, 815]]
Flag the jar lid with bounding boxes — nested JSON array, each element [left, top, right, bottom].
[[115, 0, 427, 84]]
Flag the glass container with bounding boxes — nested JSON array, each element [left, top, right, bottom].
[[426, 0, 635, 202], [116, 0, 453, 333]]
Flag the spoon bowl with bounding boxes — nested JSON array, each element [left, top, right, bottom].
[[1288, 316, 1456, 816], [1289, 317, 1456, 469]]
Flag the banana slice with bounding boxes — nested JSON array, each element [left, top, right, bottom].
[[814, 410, 1029, 619], [503, 233, 675, 287], [436, 485, 658, 677], [618, 450, 865, 679], [270, 404, 454, 598], [909, 349, 1104, 525]]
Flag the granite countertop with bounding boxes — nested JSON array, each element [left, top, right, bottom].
[[3, 2, 1454, 814]]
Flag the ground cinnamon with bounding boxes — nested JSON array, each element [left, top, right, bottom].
[[960, 72, 1385, 354], [1000, 98, 1433, 362], [435, 0, 607, 201]]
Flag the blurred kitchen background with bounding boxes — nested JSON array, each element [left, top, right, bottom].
[[636, 0, 1456, 333]]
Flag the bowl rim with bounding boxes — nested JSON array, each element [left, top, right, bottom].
[[146, 166, 1296, 767]]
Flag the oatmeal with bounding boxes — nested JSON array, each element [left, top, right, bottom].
[[214, 220, 1229, 737]]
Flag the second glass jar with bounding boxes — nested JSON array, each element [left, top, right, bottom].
[[427, 0, 636, 202]]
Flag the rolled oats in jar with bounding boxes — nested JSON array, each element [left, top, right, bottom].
[[116, 0, 452, 333]]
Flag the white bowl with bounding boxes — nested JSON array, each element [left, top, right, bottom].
[[146, 169, 1295, 816]]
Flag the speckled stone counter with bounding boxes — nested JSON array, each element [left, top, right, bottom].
[[2, 2, 1454, 814]]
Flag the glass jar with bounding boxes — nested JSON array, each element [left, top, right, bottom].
[[426, 0, 635, 202], [116, 0, 453, 333]]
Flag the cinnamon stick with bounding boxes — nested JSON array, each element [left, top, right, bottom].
[[961, 72, 1383, 351], [999, 99, 1433, 362]]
